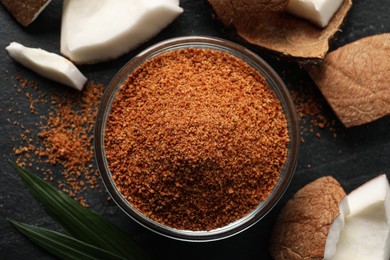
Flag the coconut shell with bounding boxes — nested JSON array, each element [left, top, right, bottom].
[[270, 176, 346, 260], [0, 0, 51, 26], [209, 0, 352, 64], [207, 0, 289, 26], [307, 33, 390, 128]]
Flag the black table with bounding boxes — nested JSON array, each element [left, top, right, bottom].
[[1, 1, 389, 259]]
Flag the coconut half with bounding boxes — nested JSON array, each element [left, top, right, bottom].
[[270, 176, 346, 260], [270, 174, 390, 259], [324, 174, 390, 260], [209, 0, 352, 64]]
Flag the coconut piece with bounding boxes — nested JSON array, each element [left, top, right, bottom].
[[286, 0, 344, 28], [270, 176, 346, 260], [209, 0, 352, 63], [324, 174, 390, 259], [6, 42, 87, 91], [60, 0, 183, 64], [307, 33, 390, 127], [0, 0, 51, 27], [323, 196, 350, 259]]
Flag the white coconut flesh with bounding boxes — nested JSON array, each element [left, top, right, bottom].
[[324, 174, 390, 260], [60, 0, 183, 64], [5, 42, 87, 91], [286, 0, 344, 28]]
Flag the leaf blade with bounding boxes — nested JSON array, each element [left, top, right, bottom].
[[10, 220, 125, 260], [10, 162, 151, 260]]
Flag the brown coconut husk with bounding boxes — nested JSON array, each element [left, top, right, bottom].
[[209, 0, 289, 26], [307, 33, 390, 128], [1, 0, 51, 26], [209, 0, 353, 64], [270, 176, 346, 260]]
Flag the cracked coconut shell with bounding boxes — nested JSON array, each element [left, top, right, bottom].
[[270, 176, 346, 260], [307, 33, 390, 128], [0, 0, 51, 26], [209, 0, 352, 64], [208, 0, 289, 26]]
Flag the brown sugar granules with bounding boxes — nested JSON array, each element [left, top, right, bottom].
[[291, 84, 338, 141], [105, 48, 289, 231], [35, 82, 103, 204], [12, 78, 103, 206]]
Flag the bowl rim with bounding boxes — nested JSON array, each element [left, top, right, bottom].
[[94, 35, 299, 242]]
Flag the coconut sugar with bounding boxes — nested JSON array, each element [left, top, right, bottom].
[[105, 48, 289, 230], [12, 77, 103, 206]]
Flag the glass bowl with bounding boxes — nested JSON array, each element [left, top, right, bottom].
[[94, 36, 299, 242]]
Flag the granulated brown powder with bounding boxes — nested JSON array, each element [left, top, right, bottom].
[[12, 78, 103, 206], [105, 49, 289, 230], [291, 86, 338, 142]]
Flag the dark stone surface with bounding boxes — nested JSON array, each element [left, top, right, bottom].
[[0, 1, 389, 259]]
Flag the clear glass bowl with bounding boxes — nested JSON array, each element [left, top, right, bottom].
[[94, 36, 299, 242]]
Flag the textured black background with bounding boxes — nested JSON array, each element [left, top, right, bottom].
[[1, 1, 389, 259]]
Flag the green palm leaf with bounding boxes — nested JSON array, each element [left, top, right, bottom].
[[10, 162, 151, 260], [10, 220, 125, 260]]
